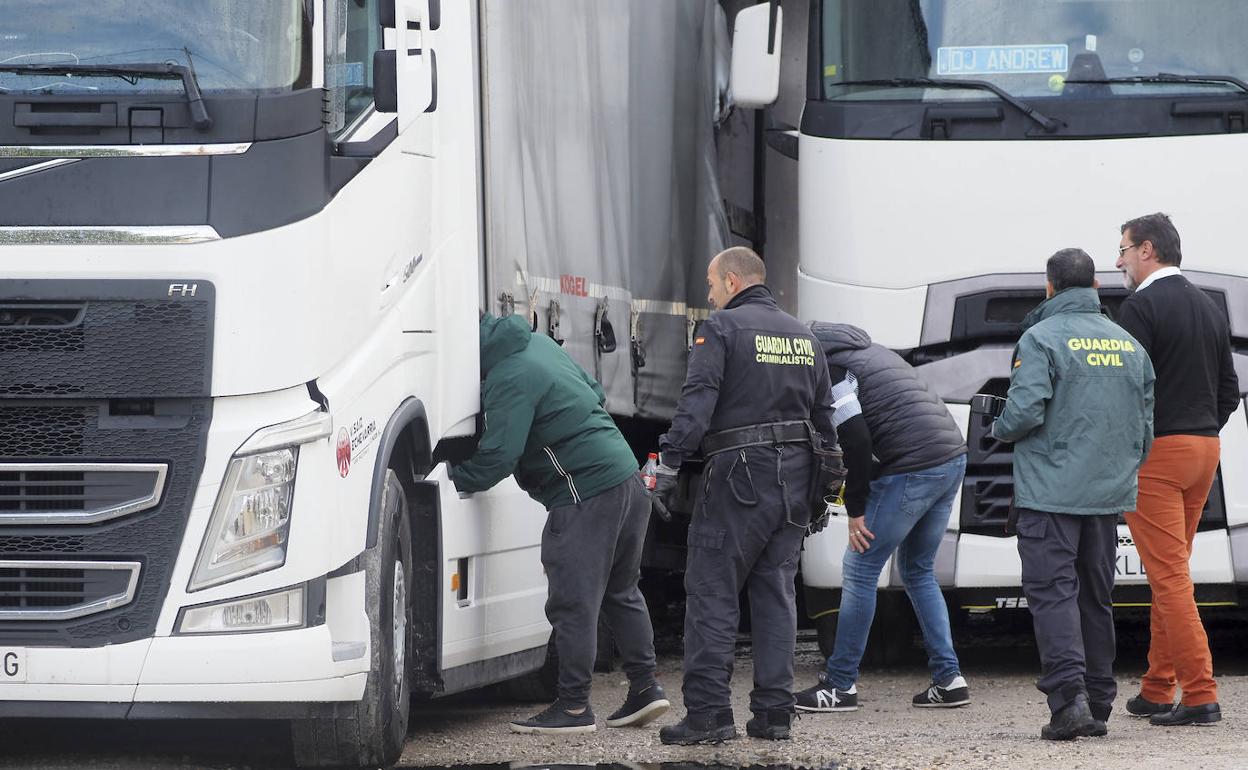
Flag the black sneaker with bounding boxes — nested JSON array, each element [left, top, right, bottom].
[[1126, 693, 1174, 717], [1041, 693, 1100, 741], [658, 711, 737, 745], [794, 679, 858, 712], [606, 683, 671, 728], [912, 675, 971, 708], [746, 710, 792, 740], [1149, 702, 1222, 727], [509, 700, 596, 735]]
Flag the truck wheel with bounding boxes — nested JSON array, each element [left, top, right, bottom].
[[499, 637, 558, 703], [291, 469, 414, 768], [815, 612, 839, 660], [814, 595, 914, 666], [863, 592, 915, 667]]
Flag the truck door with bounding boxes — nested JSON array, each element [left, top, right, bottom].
[[426, 463, 550, 674]]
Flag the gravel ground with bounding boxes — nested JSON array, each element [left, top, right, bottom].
[[1, 619, 1245, 769], [401, 629, 1248, 770]]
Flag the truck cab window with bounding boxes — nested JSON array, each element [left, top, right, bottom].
[[0, 0, 311, 94], [341, 0, 381, 132], [819, 0, 1248, 102]]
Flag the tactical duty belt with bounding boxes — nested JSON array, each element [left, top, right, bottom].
[[700, 420, 812, 457]]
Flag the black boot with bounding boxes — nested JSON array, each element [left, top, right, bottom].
[[1126, 693, 1173, 717], [659, 710, 737, 745], [1149, 702, 1222, 726], [746, 710, 792, 740], [1041, 693, 1099, 740], [1088, 702, 1110, 737]]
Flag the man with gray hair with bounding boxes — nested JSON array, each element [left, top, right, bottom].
[[1114, 213, 1237, 726], [990, 248, 1154, 740]]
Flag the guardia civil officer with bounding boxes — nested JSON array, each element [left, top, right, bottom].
[[451, 313, 669, 735], [653, 247, 840, 744], [991, 249, 1154, 740]]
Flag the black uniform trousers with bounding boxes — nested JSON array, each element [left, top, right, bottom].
[[1015, 508, 1118, 715], [682, 443, 814, 717]]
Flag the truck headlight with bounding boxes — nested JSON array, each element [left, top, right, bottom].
[[176, 585, 306, 634], [189, 449, 299, 591]]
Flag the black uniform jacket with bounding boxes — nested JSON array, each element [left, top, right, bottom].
[[659, 285, 837, 466]]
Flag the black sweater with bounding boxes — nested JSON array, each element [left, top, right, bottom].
[[1115, 274, 1240, 437]]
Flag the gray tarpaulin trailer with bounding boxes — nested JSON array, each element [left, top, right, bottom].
[[480, 0, 733, 420]]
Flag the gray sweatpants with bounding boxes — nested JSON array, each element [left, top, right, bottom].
[[1016, 509, 1118, 715], [541, 474, 658, 708]]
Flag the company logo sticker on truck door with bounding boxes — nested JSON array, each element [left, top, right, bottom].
[[337, 428, 352, 478]]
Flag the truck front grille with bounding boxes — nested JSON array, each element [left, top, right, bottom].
[[0, 278, 214, 647], [0, 405, 88, 457], [0, 561, 140, 620], [0, 463, 167, 525], [960, 400, 1228, 537]]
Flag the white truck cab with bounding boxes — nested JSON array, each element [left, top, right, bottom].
[[0, 2, 551, 765], [731, 0, 1248, 654]]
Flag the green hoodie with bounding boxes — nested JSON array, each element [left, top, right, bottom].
[[449, 313, 639, 509], [993, 287, 1155, 516]]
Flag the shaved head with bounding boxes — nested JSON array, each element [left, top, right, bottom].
[[706, 246, 766, 309], [711, 247, 766, 284]]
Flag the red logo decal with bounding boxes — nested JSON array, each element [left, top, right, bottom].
[[559, 274, 589, 297], [336, 428, 352, 478]]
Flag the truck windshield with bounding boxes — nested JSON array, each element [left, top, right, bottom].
[[0, 0, 311, 94], [820, 0, 1248, 101]]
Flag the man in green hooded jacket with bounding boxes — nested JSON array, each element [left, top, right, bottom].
[[450, 313, 668, 735], [992, 248, 1154, 741]]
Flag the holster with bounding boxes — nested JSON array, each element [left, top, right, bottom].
[[1005, 496, 1019, 536], [808, 432, 847, 531]]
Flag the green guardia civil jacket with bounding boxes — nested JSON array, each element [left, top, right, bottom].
[[450, 313, 638, 509], [992, 287, 1155, 515]]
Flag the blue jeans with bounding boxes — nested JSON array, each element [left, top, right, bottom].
[[824, 454, 966, 689]]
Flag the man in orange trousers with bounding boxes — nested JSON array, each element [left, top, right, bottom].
[[1114, 213, 1241, 726]]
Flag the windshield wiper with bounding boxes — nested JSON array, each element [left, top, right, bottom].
[[0, 62, 213, 130], [1064, 72, 1248, 96], [834, 77, 1061, 133]]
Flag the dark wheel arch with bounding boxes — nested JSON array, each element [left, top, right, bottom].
[[367, 398, 433, 549]]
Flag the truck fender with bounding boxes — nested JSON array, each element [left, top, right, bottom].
[[366, 398, 433, 549]]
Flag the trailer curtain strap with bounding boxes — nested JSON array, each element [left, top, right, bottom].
[[516, 272, 710, 320]]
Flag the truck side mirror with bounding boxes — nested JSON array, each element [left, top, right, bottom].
[[374, 50, 398, 113], [730, 1, 783, 109]]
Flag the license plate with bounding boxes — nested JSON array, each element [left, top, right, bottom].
[[1115, 547, 1148, 584], [0, 649, 25, 682]]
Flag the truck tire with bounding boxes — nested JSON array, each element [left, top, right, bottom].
[[815, 612, 839, 660], [863, 592, 915, 667], [499, 637, 558, 702], [291, 469, 414, 768], [813, 594, 915, 667]]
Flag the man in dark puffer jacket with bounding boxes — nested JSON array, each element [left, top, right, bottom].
[[794, 323, 969, 714]]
